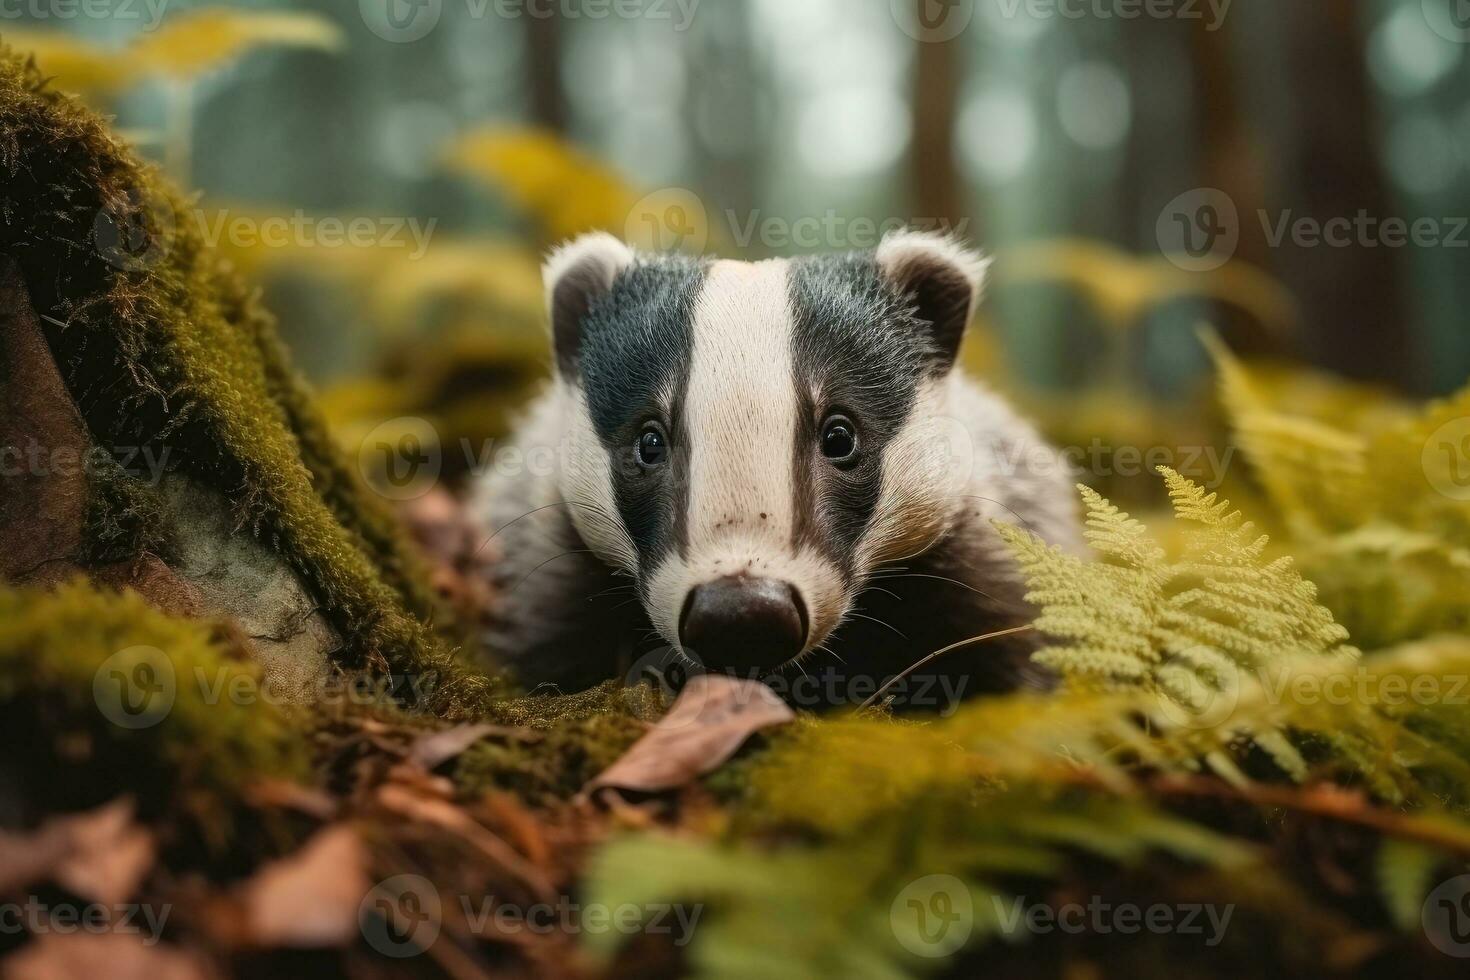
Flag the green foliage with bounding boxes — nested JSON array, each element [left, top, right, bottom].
[[585, 462, 1470, 976], [585, 791, 1260, 980], [1376, 839, 1442, 932], [1210, 338, 1470, 647], [994, 470, 1356, 741]]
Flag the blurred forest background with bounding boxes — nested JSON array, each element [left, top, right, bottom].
[[5, 0, 1470, 491]]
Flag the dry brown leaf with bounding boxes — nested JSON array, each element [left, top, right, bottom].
[[53, 798, 156, 906], [376, 783, 554, 900], [0, 798, 154, 905], [2, 933, 212, 980], [0, 824, 72, 895], [241, 825, 369, 948], [479, 793, 553, 870], [587, 675, 794, 795], [406, 722, 537, 771], [244, 779, 339, 820]]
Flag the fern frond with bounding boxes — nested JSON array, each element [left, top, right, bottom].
[[999, 471, 1357, 752]]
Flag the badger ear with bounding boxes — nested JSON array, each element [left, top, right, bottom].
[[544, 232, 635, 378], [875, 230, 989, 373]]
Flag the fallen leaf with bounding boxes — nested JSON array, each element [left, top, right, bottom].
[[0, 824, 72, 894], [406, 722, 538, 771], [241, 825, 369, 947], [53, 798, 156, 906], [479, 793, 552, 870], [2, 933, 212, 980], [0, 798, 154, 905], [244, 779, 339, 820], [376, 783, 554, 899], [587, 675, 794, 795]]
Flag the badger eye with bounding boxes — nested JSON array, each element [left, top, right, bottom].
[[820, 415, 858, 464], [636, 424, 669, 467]]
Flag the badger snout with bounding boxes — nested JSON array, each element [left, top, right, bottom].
[[678, 575, 808, 673]]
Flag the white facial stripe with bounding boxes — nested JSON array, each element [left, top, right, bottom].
[[642, 259, 848, 654], [858, 378, 958, 568], [685, 259, 797, 547], [560, 382, 640, 576]]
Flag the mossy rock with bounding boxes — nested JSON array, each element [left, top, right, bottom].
[[0, 580, 305, 826], [0, 48, 493, 715]]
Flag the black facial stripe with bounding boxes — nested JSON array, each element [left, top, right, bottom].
[[578, 257, 706, 575], [788, 254, 929, 572]]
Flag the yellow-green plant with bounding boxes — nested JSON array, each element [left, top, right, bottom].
[[1211, 338, 1470, 646], [996, 469, 1356, 712]]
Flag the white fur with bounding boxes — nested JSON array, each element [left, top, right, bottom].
[[876, 229, 993, 311], [641, 259, 849, 655], [541, 232, 634, 315]]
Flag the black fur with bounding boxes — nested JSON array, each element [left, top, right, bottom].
[[578, 257, 706, 578], [787, 253, 930, 574]]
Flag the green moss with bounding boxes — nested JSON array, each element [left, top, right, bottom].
[[452, 681, 662, 803], [0, 580, 305, 824], [81, 450, 170, 566], [0, 49, 491, 715]]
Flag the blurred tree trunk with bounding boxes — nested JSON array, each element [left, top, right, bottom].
[[1190, 16, 1275, 358], [684, 2, 763, 245], [526, 13, 568, 131], [1249, 3, 1410, 388], [911, 19, 963, 230]]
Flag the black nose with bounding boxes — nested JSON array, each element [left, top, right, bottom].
[[678, 576, 808, 673]]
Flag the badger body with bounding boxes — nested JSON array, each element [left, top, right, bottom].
[[474, 230, 1082, 709]]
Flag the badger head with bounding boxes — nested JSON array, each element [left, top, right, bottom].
[[546, 229, 988, 675]]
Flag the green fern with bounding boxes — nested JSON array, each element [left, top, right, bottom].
[[995, 469, 1357, 719], [1376, 838, 1443, 932], [1209, 339, 1470, 647]]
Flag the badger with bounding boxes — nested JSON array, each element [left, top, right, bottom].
[[473, 229, 1082, 709]]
